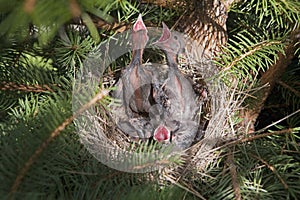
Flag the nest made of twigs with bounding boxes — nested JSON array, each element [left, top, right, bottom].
[[72, 29, 234, 173]]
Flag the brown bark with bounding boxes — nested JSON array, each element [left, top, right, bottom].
[[242, 31, 299, 133], [175, 0, 229, 59], [227, 148, 241, 200], [142, 0, 236, 59]]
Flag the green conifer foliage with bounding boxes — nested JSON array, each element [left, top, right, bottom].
[[0, 0, 299, 199]]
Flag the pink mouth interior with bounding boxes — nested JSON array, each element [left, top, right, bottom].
[[157, 23, 171, 42], [154, 126, 170, 142], [134, 21, 146, 31], [133, 15, 146, 32]]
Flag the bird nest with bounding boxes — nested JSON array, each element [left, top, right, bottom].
[[72, 27, 234, 173]]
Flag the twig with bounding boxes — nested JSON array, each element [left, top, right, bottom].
[[172, 9, 188, 31], [0, 81, 54, 93], [254, 109, 300, 134], [164, 174, 207, 200], [278, 80, 300, 98], [69, 0, 81, 17], [64, 170, 98, 176], [214, 128, 295, 152], [227, 149, 242, 200], [251, 154, 289, 189], [131, 159, 173, 170], [226, 147, 241, 200], [9, 89, 109, 196], [23, 0, 36, 13]]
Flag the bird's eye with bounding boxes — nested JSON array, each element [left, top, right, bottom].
[[174, 35, 178, 40]]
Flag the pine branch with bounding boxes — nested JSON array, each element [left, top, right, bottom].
[[141, 0, 237, 10], [163, 174, 207, 200], [221, 40, 282, 72], [9, 89, 109, 195], [219, 128, 296, 150], [242, 30, 300, 133], [0, 81, 54, 93], [0, 0, 115, 44], [140, 0, 186, 8], [278, 80, 300, 98], [250, 154, 289, 189]]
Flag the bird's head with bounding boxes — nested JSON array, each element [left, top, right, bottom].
[[132, 14, 149, 51], [153, 22, 185, 56]]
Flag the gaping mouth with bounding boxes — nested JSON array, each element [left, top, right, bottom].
[[156, 22, 171, 43], [153, 125, 170, 142], [133, 14, 147, 32]]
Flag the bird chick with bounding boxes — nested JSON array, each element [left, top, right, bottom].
[[111, 14, 155, 140], [152, 22, 199, 149], [154, 22, 198, 121], [122, 14, 154, 117]]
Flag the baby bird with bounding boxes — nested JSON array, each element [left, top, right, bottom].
[[111, 14, 154, 140], [153, 23, 198, 119], [122, 14, 154, 117], [152, 22, 199, 149]]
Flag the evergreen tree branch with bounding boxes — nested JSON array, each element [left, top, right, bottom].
[[221, 41, 282, 72], [163, 174, 207, 200], [0, 81, 54, 93], [9, 89, 109, 196], [219, 128, 296, 150], [278, 80, 300, 98], [250, 154, 289, 189], [140, 0, 237, 10], [242, 30, 299, 133], [140, 0, 186, 8]]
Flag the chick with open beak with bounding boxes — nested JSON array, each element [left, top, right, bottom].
[[152, 22, 199, 149], [111, 14, 154, 140], [122, 14, 154, 117]]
